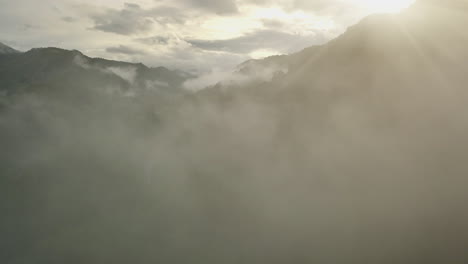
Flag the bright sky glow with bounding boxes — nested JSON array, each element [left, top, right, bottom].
[[0, 0, 418, 72], [249, 49, 281, 59], [349, 0, 416, 13]]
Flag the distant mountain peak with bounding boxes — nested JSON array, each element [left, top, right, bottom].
[[0, 42, 20, 54], [0, 44, 195, 96]]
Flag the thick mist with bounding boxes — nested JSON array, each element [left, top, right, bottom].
[[2, 1, 468, 263], [2, 74, 468, 264]]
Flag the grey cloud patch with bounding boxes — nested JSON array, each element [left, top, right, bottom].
[[150, 6, 188, 24], [61, 16, 77, 23], [188, 29, 327, 54], [90, 3, 154, 35], [136, 36, 171, 46], [106, 45, 146, 55], [181, 0, 238, 14], [88, 3, 192, 35], [21, 24, 38, 31]]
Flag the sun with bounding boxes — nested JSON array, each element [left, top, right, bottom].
[[351, 0, 416, 13]]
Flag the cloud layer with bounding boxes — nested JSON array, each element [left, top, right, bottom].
[[0, 0, 411, 72]]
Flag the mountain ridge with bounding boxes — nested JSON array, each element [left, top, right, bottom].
[[0, 42, 20, 54], [0, 46, 194, 97]]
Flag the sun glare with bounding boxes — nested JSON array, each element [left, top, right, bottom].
[[351, 0, 415, 13]]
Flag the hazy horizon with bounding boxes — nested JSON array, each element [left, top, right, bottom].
[[0, 0, 415, 72]]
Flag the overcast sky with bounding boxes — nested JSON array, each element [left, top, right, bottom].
[[0, 0, 414, 72]]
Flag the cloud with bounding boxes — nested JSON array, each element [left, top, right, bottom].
[[183, 59, 288, 91], [61, 16, 77, 23], [290, 0, 342, 13], [106, 45, 146, 55], [88, 2, 194, 35], [106, 66, 138, 84], [183, 68, 232, 90], [187, 29, 328, 54], [4, 9, 468, 259], [135, 36, 171, 46], [72, 53, 138, 84], [181, 0, 239, 14], [244, 0, 349, 15], [0, 0, 369, 72], [89, 3, 155, 35]]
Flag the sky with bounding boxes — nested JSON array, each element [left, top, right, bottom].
[[0, 0, 414, 73]]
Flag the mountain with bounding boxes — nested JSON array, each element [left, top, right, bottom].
[[233, 45, 320, 83], [216, 0, 468, 104], [236, 46, 318, 75], [2, 1, 468, 264], [0, 47, 193, 97], [0, 42, 20, 54], [282, 2, 468, 90]]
